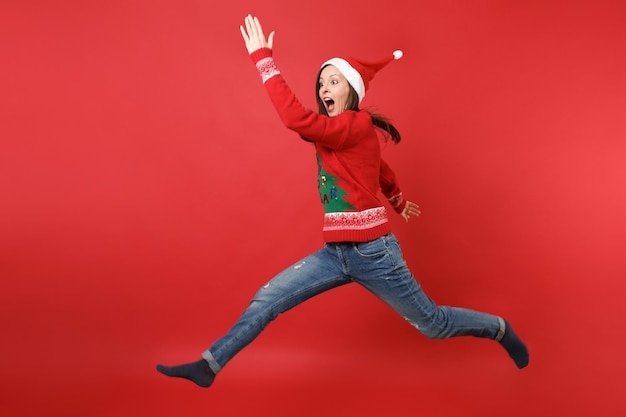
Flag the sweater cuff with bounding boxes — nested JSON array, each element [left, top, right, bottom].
[[250, 47, 272, 62], [388, 192, 406, 214], [250, 48, 280, 83]]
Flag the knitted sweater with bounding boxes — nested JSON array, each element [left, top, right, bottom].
[[251, 48, 406, 242]]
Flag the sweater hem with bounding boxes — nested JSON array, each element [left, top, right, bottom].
[[323, 222, 392, 243]]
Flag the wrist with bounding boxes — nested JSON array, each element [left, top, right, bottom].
[[388, 192, 406, 213], [396, 199, 407, 214]]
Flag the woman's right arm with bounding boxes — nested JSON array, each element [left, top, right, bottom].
[[239, 15, 361, 149]]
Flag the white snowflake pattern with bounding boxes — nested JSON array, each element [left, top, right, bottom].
[[256, 57, 280, 83], [323, 207, 388, 231]]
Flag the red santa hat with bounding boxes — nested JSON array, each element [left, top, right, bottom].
[[321, 50, 403, 103]]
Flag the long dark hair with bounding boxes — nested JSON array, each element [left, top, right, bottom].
[[306, 64, 402, 144]]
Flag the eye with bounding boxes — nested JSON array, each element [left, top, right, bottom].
[[331, 79, 338, 85]]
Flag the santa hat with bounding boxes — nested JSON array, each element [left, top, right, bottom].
[[321, 50, 403, 103]]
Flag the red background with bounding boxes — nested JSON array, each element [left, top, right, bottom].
[[2, 1, 625, 416]]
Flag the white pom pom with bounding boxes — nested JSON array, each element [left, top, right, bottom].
[[393, 50, 403, 60]]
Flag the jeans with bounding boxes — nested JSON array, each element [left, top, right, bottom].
[[202, 233, 505, 374]]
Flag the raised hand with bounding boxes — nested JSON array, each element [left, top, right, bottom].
[[239, 14, 275, 54]]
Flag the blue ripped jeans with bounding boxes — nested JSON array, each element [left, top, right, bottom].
[[202, 233, 504, 374]]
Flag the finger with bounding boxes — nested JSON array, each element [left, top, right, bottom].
[[239, 25, 249, 43], [254, 16, 264, 40], [268, 31, 275, 49], [249, 15, 260, 40], [245, 15, 261, 50], [245, 15, 254, 38], [408, 203, 421, 215]]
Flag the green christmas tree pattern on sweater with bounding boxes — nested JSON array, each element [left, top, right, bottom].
[[317, 154, 356, 213]]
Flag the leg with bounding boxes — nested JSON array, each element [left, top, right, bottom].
[[157, 246, 350, 387], [347, 234, 528, 368]]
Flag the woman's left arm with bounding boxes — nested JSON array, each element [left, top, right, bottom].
[[380, 158, 421, 222]]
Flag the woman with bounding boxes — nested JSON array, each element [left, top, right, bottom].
[[156, 15, 529, 389]]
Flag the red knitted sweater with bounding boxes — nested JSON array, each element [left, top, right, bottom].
[[251, 48, 406, 242]]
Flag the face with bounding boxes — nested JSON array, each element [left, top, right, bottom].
[[319, 65, 351, 117]]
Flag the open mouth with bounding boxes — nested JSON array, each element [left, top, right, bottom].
[[324, 97, 335, 113]]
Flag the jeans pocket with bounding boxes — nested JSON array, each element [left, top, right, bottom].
[[353, 237, 389, 258]]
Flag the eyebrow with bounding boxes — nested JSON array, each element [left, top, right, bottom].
[[319, 73, 340, 81]]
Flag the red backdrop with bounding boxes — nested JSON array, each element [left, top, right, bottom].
[[2, 1, 625, 416]]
